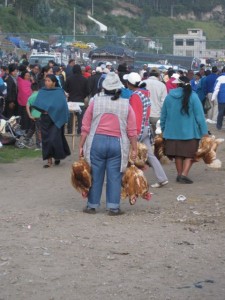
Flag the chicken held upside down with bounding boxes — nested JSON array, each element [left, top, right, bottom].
[[71, 158, 92, 198]]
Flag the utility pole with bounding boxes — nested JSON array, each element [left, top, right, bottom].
[[73, 5, 76, 42], [92, 0, 94, 16], [170, 5, 174, 18]]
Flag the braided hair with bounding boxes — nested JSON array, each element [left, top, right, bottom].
[[179, 76, 192, 115]]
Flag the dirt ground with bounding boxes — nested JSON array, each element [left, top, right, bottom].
[[0, 124, 225, 300]]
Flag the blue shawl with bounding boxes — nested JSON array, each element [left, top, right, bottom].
[[33, 87, 69, 129]]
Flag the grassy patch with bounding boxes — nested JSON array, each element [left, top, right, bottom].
[[0, 146, 41, 164]]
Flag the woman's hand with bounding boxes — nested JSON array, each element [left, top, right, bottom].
[[9, 102, 15, 110], [79, 146, 84, 158], [130, 149, 137, 161]]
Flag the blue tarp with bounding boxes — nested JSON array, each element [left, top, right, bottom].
[[5, 36, 29, 50]]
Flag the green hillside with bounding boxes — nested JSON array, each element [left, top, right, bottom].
[[0, 0, 225, 44]]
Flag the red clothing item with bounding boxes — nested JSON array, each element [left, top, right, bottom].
[[83, 72, 91, 78], [81, 101, 137, 138], [129, 89, 151, 135], [166, 77, 178, 93]]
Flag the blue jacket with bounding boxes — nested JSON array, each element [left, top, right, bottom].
[[196, 76, 207, 102], [205, 73, 218, 94], [160, 88, 208, 140], [212, 73, 225, 104]]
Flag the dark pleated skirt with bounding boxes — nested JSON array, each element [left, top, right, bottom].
[[164, 139, 199, 159], [41, 114, 71, 160], [18, 105, 31, 131]]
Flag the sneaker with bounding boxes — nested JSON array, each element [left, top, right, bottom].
[[206, 119, 216, 124], [83, 207, 96, 214], [108, 209, 124, 216], [177, 175, 193, 184], [151, 180, 168, 188]]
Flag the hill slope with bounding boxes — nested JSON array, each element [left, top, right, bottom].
[[0, 0, 225, 42]]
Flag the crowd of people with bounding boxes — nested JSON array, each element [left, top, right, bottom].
[[1, 54, 224, 215]]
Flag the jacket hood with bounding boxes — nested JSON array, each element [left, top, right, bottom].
[[169, 87, 183, 99]]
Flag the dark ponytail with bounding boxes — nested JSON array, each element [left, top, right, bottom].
[[178, 76, 192, 115], [104, 89, 122, 100], [111, 89, 122, 100]]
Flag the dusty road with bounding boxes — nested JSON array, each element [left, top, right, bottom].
[[0, 125, 225, 300]]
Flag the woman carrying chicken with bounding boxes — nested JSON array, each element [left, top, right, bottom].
[[79, 72, 137, 216], [124, 72, 168, 188]]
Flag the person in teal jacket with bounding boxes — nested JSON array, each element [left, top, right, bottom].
[[160, 76, 208, 184]]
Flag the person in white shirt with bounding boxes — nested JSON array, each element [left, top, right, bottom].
[[139, 64, 148, 79], [143, 69, 167, 135]]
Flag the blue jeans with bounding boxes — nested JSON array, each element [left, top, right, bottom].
[[217, 103, 225, 130], [87, 134, 122, 209]]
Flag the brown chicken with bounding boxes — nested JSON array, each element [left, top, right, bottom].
[[154, 134, 165, 160], [195, 135, 224, 168], [121, 164, 151, 205], [154, 134, 170, 164], [128, 142, 148, 169], [71, 158, 92, 198]]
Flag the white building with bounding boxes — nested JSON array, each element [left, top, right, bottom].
[[173, 29, 206, 57]]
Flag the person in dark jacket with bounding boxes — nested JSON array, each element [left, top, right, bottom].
[[4, 63, 18, 118], [117, 63, 129, 86], [65, 64, 89, 134], [87, 66, 102, 97], [65, 59, 75, 79]]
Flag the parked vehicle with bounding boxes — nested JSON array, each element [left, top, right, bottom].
[[29, 50, 68, 66]]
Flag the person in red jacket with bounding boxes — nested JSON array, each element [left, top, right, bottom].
[[83, 65, 92, 78], [166, 69, 179, 93], [124, 72, 168, 188]]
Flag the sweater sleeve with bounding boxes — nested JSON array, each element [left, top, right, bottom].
[[160, 96, 168, 133], [129, 93, 143, 135], [192, 94, 208, 136], [212, 78, 220, 101], [126, 105, 137, 138], [81, 101, 94, 136]]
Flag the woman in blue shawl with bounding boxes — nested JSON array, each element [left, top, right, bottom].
[[33, 74, 70, 168]]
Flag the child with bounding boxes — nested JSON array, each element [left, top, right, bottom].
[[25, 82, 41, 149]]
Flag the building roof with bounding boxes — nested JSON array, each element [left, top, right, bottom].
[[89, 45, 135, 58]]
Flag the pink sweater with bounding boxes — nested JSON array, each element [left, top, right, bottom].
[[81, 101, 137, 138], [17, 77, 32, 106]]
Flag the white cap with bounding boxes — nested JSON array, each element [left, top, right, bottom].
[[96, 66, 102, 73], [106, 61, 112, 66], [123, 72, 141, 86], [171, 73, 180, 79], [171, 73, 181, 83]]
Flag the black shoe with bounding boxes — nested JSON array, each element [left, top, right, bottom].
[[176, 175, 181, 182], [55, 159, 60, 165], [177, 175, 193, 184], [83, 207, 96, 214], [108, 209, 125, 216]]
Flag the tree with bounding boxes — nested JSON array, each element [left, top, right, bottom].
[[35, 0, 51, 26], [52, 7, 71, 34], [105, 27, 118, 44], [14, 0, 35, 21]]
